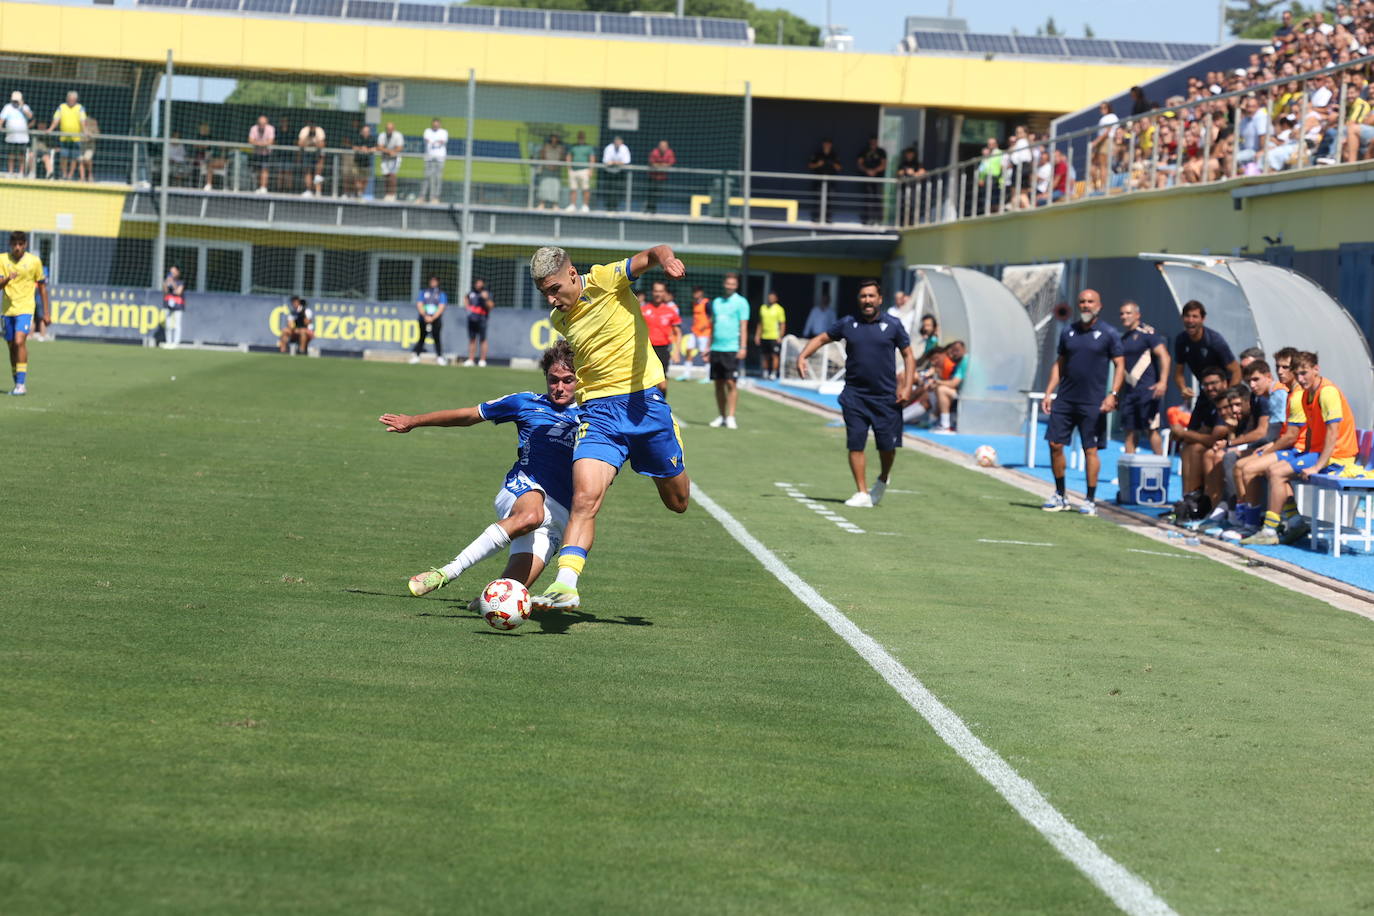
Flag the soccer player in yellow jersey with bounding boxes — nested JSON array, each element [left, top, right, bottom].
[[0, 230, 50, 396], [528, 244, 690, 609], [754, 291, 786, 380]]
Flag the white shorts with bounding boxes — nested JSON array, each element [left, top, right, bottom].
[[568, 168, 590, 190], [493, 477, 569, 563], [380, 157, 401, 176]]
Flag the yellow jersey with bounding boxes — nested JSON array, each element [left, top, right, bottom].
[[551, 258, 664, 403], [56, 102, 85, 141], [758, 303, 786, 340], [0, 251, 45, 317]]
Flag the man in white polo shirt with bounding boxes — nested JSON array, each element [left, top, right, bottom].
[[422, 118, 448, 204]]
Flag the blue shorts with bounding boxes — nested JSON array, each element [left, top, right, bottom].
[[1276, 449, 1322, 471], [1047, 401, 1107, 449], [574, 388, 685, 478], [840, 389, 901, 452], [2, 313, 32, 341], [1118, 390, 1160, 433]]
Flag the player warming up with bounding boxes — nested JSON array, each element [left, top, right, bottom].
[[528, 244, 691, 610], [379, 340, 582, 601], [1, 230, 50, 396]]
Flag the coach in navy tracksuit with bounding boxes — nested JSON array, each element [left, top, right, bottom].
[[796, 279, 915, 509], [1040, 288, 1125, 516]]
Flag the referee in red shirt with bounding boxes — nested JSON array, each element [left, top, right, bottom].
[[641, 279, 682, 395]]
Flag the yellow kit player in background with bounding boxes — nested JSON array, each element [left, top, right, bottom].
[[528, 244, 690, 610], [0, 230, 50, 396]]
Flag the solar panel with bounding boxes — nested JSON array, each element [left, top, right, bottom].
[[1013, 35, 1065, 56], [550, 11, 595, 32], [1165, 42, 1210, 61], [910, 30, 966, 52], [140, 0, 190, 7], [397, 2, 442, 22], [1114, 40, 1167, 60], [599, 13, 646, 35], [345, 0, 393, 20], [1063, 38, 1118, 58], [498, 8, 545, 29], [447, 5, 495, 26], [296, 0, 343, 15], [650, 17, 698, 38], [964, 32, 1015, 54], [700, 18, 748, 41], [190, 0, 239, 8]]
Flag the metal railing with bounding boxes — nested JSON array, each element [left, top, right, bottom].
[[898, 54, 1374, 227]]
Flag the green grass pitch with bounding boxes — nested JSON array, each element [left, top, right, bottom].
[[2, 342, 1372, 914]]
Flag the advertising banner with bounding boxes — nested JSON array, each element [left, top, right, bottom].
[[46, 285, 561, 361]]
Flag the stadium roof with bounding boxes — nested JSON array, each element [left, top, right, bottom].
[[133, 0, 754, 44], [903, 31, 1213, 66]]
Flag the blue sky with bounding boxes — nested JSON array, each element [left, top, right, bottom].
[[781, 0, 1228, 53]]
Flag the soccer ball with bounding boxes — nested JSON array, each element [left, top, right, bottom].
[[974, 445, 998, 468], [479, 578, 531, 631]]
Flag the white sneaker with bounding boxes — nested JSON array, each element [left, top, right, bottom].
[[1078, 500, 1098, 517], [725, 415, 737, 429], [870, 477, 887, 505], [478, 359, 487, 367], [1041, 493, 1072, 512], [580, 204, 590, 212], [435, 356, 448, 367], [564, 203, 576, 211], [407, 354, 420, 365], [933, 425, 955, 435], [202, 184, 213, 191], [301, 189, 312, 197], [844, 491, 873, 508], [384, 194, 396, 202], [463, 359, 475, 367], [709, 416, 726, 428]]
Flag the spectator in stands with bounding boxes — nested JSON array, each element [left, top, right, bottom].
[[1129, 85, 1155, 116], [1243, 351, 1363, 546], [707, 272, 750, 429], [1235, 94, 1272, 171], [348, 124, 375, 198], [534, 132, 566, 210], [1048, 147, 1069, 202], [167, 132, 191, 187], [162, 265, 185, 349], [795, 279, 914, 508], [421, 118, 448, 205], [378, 121, 404, 202], [801, 292, 835, 338], [600, 135, 631, 211], [297, 120, 326, 197], [465, 277, 492, 367], [807, 138, 842, 221], [645, 139, 676, 215], [1168, 365, 1232, 521], [1090, 101, 1119, 192], [929, 339, 967, 434], [856, 135, 887, 224], [198, 122, 229, 192], [1117, 300, 1170, 454], [1342, 72, 1374, 162], [641, 279, 682, 389], [30, 120, 52, 180], [410, 275, 448, 366], [565, 130, 594, 212], [755, 290, 786, 380], [1039, 288, 1125, 516], [278, 295, 313, 356], [2, 91, 32, 177], [1006, 125, 1033, 208], [895, 147, 925, 224], [1173, 300, 1242, 401], [975, 138, 1003, 213], [248, 115, 274, 194], [51, 90, 85, 180]]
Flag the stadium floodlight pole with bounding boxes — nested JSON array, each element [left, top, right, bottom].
[[153, 49, 172, 292], [459, 69, 476, 302], [742, 82, 752, 251]]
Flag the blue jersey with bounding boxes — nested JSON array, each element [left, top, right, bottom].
[[418, 288, 447, 316], [825, 314, 912, 399], [1056, 320, 1123, 405], [1173, 326, 1235, 383], [1119, 326, 1164, 392], [477, 391, 581, 509]]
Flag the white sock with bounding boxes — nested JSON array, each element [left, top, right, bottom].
[[939, 413, 951, 428], [440, 523, 510, 580], [554, 566, 580, 588]]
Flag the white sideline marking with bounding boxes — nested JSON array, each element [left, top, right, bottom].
[[774, 480, 866, 534], [694, 484, 1177, 916], [1127, 548, 1202, 560], [978, 538, 1055, 547]]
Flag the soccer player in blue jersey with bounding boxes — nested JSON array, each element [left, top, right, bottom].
[[527, 244, 690, 610], [1040, 288, 1125, 516], [379, 340, 581, 600]]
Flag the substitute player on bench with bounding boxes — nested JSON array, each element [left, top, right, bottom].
[[380, 340, 582, 600], [527, 244, 690, 610]]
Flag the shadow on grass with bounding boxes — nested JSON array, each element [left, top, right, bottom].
[[345, 588, 653, 634]]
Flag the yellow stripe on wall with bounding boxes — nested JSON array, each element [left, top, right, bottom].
[[1, 179, 129, 237]]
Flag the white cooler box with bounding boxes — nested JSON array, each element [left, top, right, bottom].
[[1116, 453, 1172, 506]]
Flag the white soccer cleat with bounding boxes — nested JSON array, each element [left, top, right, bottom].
[[709, 415, 726, 428], [844, 491, 873, 508], [478, 359, 487, 367], [869, 478, 887, 506], [1041, 494, 1071, 512], [9, 383, 26, 396], [407, 569, 447, 597], [725, 415, 738, 429]]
